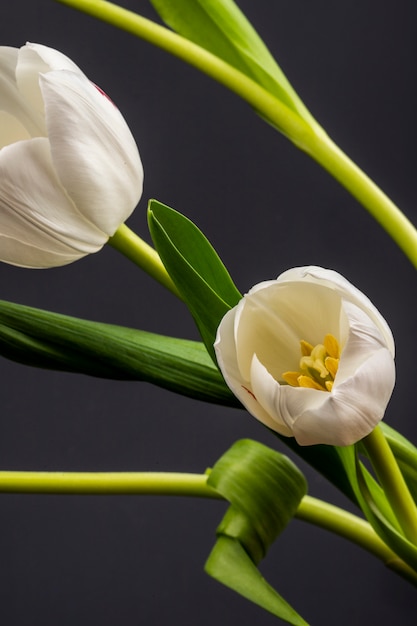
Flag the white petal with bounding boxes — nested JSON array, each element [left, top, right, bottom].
[[40, 70, 143, 235], [15, 43, 83, 118], [0, 234, 85, 268], [249, 355, 300, 436], [0, 111, 31, 148], [0, 137, 107, 267], [277, 266, 394, 356], [291, 348, 395, 446], [235, 280, 342, 381], [215, 309, 282, 431], [0, 46, 44, 137], [336, 300, 391, 382]]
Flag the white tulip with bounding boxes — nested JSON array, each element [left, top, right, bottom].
[[0, 43, 143, 267], [214, 266, 395, 446]]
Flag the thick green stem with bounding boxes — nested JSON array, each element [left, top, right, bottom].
[[363, 425, 417, 546], [108, 224, 181, 298], [0, 470, 217, 497], [305, 134, 417, 268], [297, 495, 417, 585], [56, 0, 417, 268], [1, 468, 416, 583]]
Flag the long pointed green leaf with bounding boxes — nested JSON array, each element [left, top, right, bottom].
[[149, 0, 315, 127], [206, 537, 308, 625], [148, 199, 241, 359], [205, 439, 308, 623], [0, 299, 238, 407]]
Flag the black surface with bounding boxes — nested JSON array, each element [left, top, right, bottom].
[[1, 1, 416, 624]]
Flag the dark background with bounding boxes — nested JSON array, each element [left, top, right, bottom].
[[1, 1, 416, 624]]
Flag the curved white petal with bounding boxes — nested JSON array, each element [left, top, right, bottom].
[[277, 266, 394, 356], [249, 355, 301, 436], [15, 43, 83, 118], [0, 234, 86, 268], [0, 137, 107, 267], [235, 280, 342, 381], [214, 308, 283, 431], [291, 348, 395, 446], [41, 69, 143, 235], [0, 46, 44, 137]]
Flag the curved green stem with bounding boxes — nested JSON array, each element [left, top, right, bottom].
[[306, 134, 417, 268], [1, 468, 416, 583], [56, 0, 417, 268], [108, 224, 181, 298], [297, 495, 417, 585], [363, 425, 417, 546]]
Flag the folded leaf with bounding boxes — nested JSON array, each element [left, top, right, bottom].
[[206, 537, 308, 625], [205, 439, 308, 624]]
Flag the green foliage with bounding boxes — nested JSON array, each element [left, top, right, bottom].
[[149, 0, 315, 127], [205, 439, 308, 624], [148, 199, 241, 360], [336, 444, 417, 572], [0, 299, 238, 407], [379, 423, 417, 503]]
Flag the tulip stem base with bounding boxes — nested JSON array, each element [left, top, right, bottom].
[[0, 468, 415, 584], [363, 425, 417, 546], [108, 224, 181, 298]]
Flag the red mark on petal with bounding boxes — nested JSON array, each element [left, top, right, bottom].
[[92, 82, 117, 107], [242, 386, 256, 400]]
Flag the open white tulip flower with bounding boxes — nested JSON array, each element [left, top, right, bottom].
[[0, 42, 143, 268], [215, 266, 395, 446]]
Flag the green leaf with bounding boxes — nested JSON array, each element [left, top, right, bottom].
[[206, 537, 308, 625], [149, 0, 315, 126], [0, 299, 238, 407], [336, 444, 417, 572], [205, 439, 308, 624], [379, 423, 417, 503], [148, 199, 241, 359]]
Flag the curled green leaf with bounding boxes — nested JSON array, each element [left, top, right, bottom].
[[205, 439, 308, 623]]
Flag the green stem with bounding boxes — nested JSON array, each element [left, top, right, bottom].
[[297, 495, 417, 585], [56, 0, 417, 268], [1, 468, 416, 583], [108, 224, 181, 298], [363, 425, 417, 545], [305, 134, 417, 268], [0, 470, 218, 497]]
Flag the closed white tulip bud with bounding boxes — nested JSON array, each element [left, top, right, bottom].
[[0, 43, 143, 267], [215, 266, 396, 446]]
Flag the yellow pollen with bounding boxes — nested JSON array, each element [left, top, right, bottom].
[[282, 334, 341, 392]]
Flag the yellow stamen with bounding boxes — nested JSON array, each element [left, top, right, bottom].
[[297, 375, 326, 391], [282, 371, 301, 387], [324, 333, 340, 359], [300, 340, 314, 356], [282, 334, 341, 392], [325, 356, 339, 379]]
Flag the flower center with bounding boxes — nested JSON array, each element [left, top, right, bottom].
[[282, 334, 341, 392]]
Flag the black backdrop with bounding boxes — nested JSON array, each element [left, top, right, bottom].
[[1, 1, 416, 624]]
